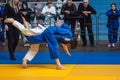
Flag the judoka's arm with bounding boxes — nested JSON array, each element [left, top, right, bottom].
[[21, 16, 30, 28], [4, 18, 27, 30]]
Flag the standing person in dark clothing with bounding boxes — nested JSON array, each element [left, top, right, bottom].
[[4, 0, 23, 60], [77, 0, 96, 47], [61, 0, 77, 49], [20, 2, 32, 47], [61, 0, 77, 36], [20, 2, 32, 23]]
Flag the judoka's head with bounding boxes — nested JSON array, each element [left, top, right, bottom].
[[58, 38, 71, 44], [58, 38, 78, 49], [55, 20, 64, 27]]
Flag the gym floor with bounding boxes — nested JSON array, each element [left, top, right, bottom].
[[0, 40, 120, 80]]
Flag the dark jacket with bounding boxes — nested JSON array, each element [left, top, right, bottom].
[[106, 9, 120, 28], [20, 2, 32, 23], [4, 3, 23, 24], [61, 3, 77, 19], [20, 8, 32, 23], [77, 3, 96, 23]]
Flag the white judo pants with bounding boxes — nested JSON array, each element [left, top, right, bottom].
[[12, 21, 46, 61]]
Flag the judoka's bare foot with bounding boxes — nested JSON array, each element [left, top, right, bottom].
[[56, 65, 66, 70], [22, 58, 28, 68]]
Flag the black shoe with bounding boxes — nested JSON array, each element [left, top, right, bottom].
[[10, 57, 16, 61]]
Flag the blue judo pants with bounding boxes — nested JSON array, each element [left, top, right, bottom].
[[108, 26, 118, 44]]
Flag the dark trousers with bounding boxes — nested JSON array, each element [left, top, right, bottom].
[[6, 24, 20, 58], [64, 18, 77, 49], [64, 18, 76, 37], [80, 22, 94, 46]]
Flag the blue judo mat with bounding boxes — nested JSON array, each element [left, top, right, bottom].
[[0, 52, 120, 64]]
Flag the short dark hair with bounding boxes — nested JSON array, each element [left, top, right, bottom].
[[47, 0, 52, 5], [57, 38, 70, 44], [111, 3, 117, 7]]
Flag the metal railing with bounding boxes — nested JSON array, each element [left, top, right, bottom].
[[1, 1, 120, 47]]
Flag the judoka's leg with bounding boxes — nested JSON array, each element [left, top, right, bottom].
[[43, 30, 66, 70], [22, 44, 40, 68], [12, 20, 39, 36], [24, 44, 40, 61], [4, 18, 44, 36]]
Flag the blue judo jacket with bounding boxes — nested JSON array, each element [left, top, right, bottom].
[[106, 9, 120, 28], [26, 23, 73, 44]]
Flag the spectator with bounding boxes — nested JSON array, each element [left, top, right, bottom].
[[20, 2, 32, 23], [56, 0, 63, 20], [4, 0, 23, 60], [61, 0, 77, 36], [56, 0, 63, 14], [20, 1, 32, 47], [77, 0, 96, 47], [61, 0, 77, 49], [106, 3, 120, 47], [41, 0, 56, 26]]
